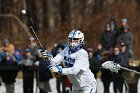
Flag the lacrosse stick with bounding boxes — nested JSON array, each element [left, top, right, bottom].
[[102, 61, 140, 75], [20, 10, 62, 78]]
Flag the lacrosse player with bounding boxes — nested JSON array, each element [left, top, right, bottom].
[[42, 30, 97, 93]]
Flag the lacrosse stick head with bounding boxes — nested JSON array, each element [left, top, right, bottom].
[[102, 61, 121, 73]]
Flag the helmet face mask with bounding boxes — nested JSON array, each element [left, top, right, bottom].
[[68, 38, 80, 48], [68, 30, 84, 50]]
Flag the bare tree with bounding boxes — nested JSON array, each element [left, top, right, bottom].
[[34, 0, 43, 31], [47, 0, 55, 32], [69, 0, 84, 28]]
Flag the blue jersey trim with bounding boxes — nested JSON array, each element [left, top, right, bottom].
[[90, 88, 93, 93]]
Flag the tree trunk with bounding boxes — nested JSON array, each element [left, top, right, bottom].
[[69, 0, 84, 28], [34, 0, 43, 31], [47, 0, 55, 32], [84, 0, 95, 16]]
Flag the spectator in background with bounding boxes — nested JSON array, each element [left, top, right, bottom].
[[19, 48, 35, 93], [28, 36, 39, 58], [100, 24, 115, 52], [108, 19, 120, 47], [0, 38, 18, 93], [122, 59, 140, 93], [87, 48, 94, 64], [0, 38, 15, 55], [0, 50, 3, 62], [110, 47, 124, 93], [27, 36, 40, 92], [109, 19, 118, 33], [0, 77, 1, 86], [87, 48, 101, 78], [101, 51, 112, 93], [119, 42, 134, 93], [13, 48, 23, 64], [120, 18, 128, 33], [35, 50, 52, 93], [94, 43, 105, 62], [118, 26, 133, 51], [0, 51, 17, 93], [120, 42, 133, 67], [0, 51, 3, 86], [51, 43, 65, 57]]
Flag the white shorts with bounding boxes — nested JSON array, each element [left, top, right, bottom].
[[69, 81, 97, 93]]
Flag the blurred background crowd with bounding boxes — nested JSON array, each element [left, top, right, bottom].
[[0, 0, 140, 93], [0, 18, 139, 93]]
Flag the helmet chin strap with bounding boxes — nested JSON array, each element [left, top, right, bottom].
[[69, 44, 83, 53]]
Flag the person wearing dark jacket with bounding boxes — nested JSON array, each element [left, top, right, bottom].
[[35, 51, 52, 93], [28, 36, 39, 58], [122, 59, 140, 93], [110, 47, 124, 93], [19, 48, 35, 93], [119, 43, 133, 67], [100, 24, 115, 52], [118, 26, 133, 50], [87, 48, 101, 79], [94, 43, 105, 62], [120, 18, 128, 33], [0, 51, 18, 93], [101, 51, 112, 93]]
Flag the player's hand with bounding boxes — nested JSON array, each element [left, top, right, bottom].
[[34, 61, 39, 66], [49, 65, 63, 74], [39, 49, 53, 61]]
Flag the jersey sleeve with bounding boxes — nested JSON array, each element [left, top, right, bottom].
[[51, 48, 65, 65], [62, 49, 89, 75]]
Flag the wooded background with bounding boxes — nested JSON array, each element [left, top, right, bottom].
[[0, 0, 140, 59]]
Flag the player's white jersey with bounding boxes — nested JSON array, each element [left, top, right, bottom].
[[51, 46, 96, 90]]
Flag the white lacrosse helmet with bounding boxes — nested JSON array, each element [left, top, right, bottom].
[[68, 30, 84, 49]]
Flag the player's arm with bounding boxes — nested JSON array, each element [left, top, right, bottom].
[[41, 49, 64, 65], [51, 52, 64, 65], [39, 49, 64, 78], [49, 50, 89, 75]]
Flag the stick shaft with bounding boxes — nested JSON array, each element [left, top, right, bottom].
[[30, 26, 43, 48], [120, 66, 140, 75], [29, 26, 50, 65]]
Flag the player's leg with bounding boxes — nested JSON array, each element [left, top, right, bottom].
[[69, 86, 97, 93], [70, 88, 96, 93], [83, 81, 97, 93], [82, 87, 96, 93]]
